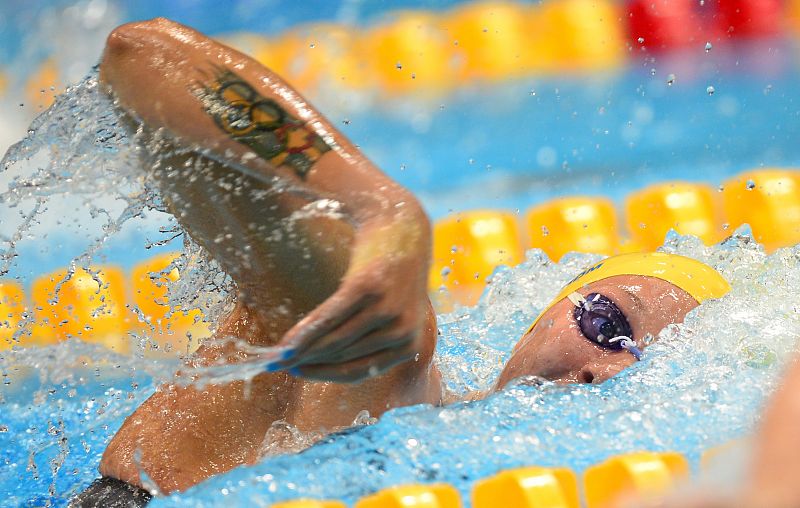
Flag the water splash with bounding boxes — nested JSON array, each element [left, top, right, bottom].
[[144, 229, 798, 507], [0, 74, 797, 508]]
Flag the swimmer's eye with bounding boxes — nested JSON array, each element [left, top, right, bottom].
[[573, 293, 633, 350]]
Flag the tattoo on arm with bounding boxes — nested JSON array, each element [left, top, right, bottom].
[[198, 68, 332, 180]]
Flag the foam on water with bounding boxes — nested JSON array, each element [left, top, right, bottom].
[[1, 74, 799, 507]]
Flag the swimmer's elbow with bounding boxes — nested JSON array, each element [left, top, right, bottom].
[[101, 18, 184, 84], [105, 18, 178, 49]]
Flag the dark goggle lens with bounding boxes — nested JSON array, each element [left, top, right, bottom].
[[573, 293, 633, 349]]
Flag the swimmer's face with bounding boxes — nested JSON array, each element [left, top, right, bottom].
[[495, 275, 698, 389]]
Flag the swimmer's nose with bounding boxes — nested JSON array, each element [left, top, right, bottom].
[[578, 356, 636, 384]]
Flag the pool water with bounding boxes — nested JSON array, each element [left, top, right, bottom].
[[2, 223, 798, 506], [2, 2, 800, 506], [1, 78, 798, 505]]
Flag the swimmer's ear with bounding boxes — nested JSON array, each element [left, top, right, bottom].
[[578, 356, 637, 384]]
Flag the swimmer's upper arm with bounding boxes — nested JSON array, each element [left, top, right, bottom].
[[100, 18, 418, 226]]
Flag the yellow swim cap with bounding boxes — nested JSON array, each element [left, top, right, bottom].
[[527, 252, 731, 332]]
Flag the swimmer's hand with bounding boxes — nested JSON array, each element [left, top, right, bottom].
[[273, 210, 432, 382]]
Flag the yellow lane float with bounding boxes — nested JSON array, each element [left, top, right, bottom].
[[721, 169, 800, 251], [443, 1, 539, 80], [583, 452, 688, 508], [271, 500, 346, 508], [472, 466, 579, 508], [31, 266, 129, 353], [265, 24, 367, 94], [525, 196, 620, 262], [538, 0, 625, 72], [431, 210, 523, 304], [355, 484, 461, 508], [625, 181, 723, 250], [365, 12, 456, 94]]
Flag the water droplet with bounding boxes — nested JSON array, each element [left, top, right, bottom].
[[342, 118, 351, 125], [637, 37, 645, 44], [468, 158, 475, 165], [764, 84, 773, 95], [309, 42, 316, 48], [746, 179, 756, 190], [529, 89, 536, 96], [666, 73, 676, 86], [650, 68, 656, 76], [704, 41, 713, 52], [395, 62, 402, 70], [706, 85, 715, 95], [722, 223, 730, 230], [541, 226, 549, 236], [0, 425, 7, 433]]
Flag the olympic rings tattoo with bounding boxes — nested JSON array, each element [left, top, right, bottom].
[[199, 68, 331, 179]]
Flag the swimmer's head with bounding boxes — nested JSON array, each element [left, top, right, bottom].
[[496, 253, 730, 389]]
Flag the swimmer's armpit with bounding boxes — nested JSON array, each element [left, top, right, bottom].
[[196, 67, 332, 180]]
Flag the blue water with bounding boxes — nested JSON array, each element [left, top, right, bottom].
[[2, 1, 800, 506]]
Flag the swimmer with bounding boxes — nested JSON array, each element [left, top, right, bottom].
[[71, 19, 730, 507]]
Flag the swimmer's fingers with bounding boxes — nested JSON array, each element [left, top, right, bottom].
[[303, 329, 413, 365], [277, 288, 380, 356], [289, 341, 417, 383], [279, 314, 398, 367]]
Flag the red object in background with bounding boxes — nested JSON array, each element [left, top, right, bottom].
[[627, 0, 706, 52], [714, 0, 784, 39]]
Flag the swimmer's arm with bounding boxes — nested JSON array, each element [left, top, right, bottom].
[[101, 19, 433, 381], [742, 356, 800, 506], [100, 19, 416, 220]]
